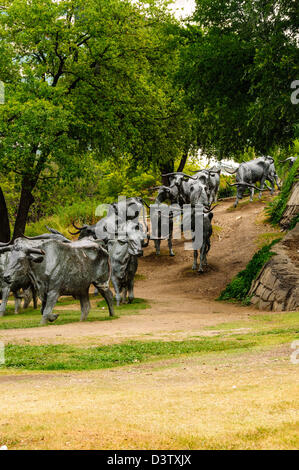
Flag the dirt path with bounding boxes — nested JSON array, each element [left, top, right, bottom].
[[0, 195, 281, 345]]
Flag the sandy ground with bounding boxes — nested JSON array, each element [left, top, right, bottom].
[[1, 194, 298, 450]]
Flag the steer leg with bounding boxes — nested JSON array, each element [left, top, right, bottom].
[[168, 237, 175, 257], [128, 279, 135, 304], [22, 288, 32, 310], [192, 250, 198, 270], [275, 174, 280, 191], [96, 286, 115, 317], [40, 291, 60, 325], [121, 287, 128, 304], [203, 240, 211, 267], [259, 177, 266, 200], [168, 218, 175, 257], [0, 286, 10, 317], [80, 292, 90, 321], [198, 242, 207, 273], [111, 277, 121, 306], [14, 292, 22, 314], [234, 194, 240, 208], [268, 176, 276, 195], [33, 288, 38, 309], [154, 239, 161, 255]]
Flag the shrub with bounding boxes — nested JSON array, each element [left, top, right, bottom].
[[218, 239, 281, 302], [266, 155, 299, 227]]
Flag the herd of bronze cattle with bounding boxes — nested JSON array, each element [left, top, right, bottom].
[[0, 155, 296, 324]]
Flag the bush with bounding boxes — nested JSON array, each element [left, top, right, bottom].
[[218, 174, 236, 198], [218, 239, 280, 303], [266, 157, 299, 227]]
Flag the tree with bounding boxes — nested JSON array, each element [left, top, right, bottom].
[[0, 186, 10, 242], [0, 0, 192, 237], [177, 0, 299, 159]]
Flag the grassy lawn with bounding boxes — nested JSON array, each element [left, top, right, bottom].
[[0, 298, 149, 330], [0, 310, 298, 450], [1, 316, 297, 371]]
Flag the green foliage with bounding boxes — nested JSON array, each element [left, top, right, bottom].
[[218, 239, 281, 302], [177, 1, 299, 158], [0, 0, 196, 235], [266, 157, 299, 226], [2, 337, 254, 370], [218, 174, 236, 199]]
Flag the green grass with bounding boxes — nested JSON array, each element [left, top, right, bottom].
[[0, 298, 149, 330], [206, 311, 299, 331], [255, 232, 283, 249], [218, 239, 281, 303], [226, 195, 269, 211], [1, 324, 297, 371], [0, 338, 254, 371]]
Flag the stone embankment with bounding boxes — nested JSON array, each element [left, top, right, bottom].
[[249, 223, 299, 311]]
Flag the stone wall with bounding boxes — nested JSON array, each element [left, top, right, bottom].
[[249, 223, 299, 311], [280, 169, 299, 229]]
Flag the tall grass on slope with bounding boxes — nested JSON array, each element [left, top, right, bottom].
[[266, 157, 299, 228], [218, 240, 281, 303]]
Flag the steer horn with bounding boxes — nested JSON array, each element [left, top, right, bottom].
[[203, 204, 219, 213], [0, 240, 12, 247], [72, 221, 86, 231], [162, 172, 197, 180], [0, 246, 12, 254], [25, 248, 45, 256], [69, 221, 87, 236], [228, 182, 269, 191], [148, 186, 170, 191]]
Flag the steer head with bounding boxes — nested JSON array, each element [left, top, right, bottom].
[[162, 172, 197, 190], [0, 246, 45, 285], [108, 221, 146, 257]]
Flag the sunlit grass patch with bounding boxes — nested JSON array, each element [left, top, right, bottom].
[[255, 232, 283, 249], [1, 337, 255, 371], [0, 298, 149, 330], [212, 225, 223, 238], [1, 321, 298, 371], [206, 311, 299, 332]]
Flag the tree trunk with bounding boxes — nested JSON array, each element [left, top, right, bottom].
[[12, 178, 35, 240], [0, 186, 11, 242], [160, 160, 174, 186], [176, 150, 188, 173]]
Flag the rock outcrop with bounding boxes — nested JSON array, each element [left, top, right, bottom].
[[249, 223, 299, 311], [280, 169, 299, 229]]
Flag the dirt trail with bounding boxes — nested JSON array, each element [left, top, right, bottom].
[[0, 196, 282, 345]]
